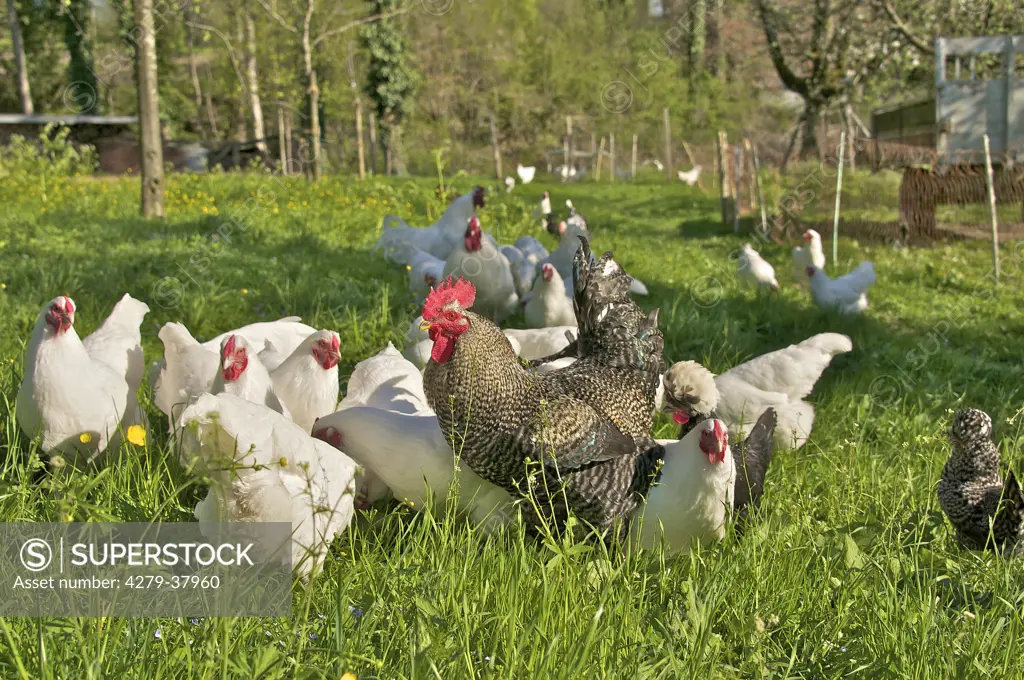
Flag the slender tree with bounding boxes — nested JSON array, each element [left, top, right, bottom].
[[135, 0, 164, 218], [361, 0, 418, 175], [63, 0, 98, 113], [7, 0, 32, 114], [243, 0, 267, 153]]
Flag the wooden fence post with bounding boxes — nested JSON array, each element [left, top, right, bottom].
[[631, 134, 638, 180], [983, 134, 1000, 282], [662, 107, 672, 180], [566, 115, 573, 177], [832, 130, 846, 268], [746, 138, 768, 236], [590, 132, 597, 174], [732, 145, 742, 233], [368, 112, 377, 176], [354, 96, 365, 180], [609, 133, 616, 182], [596, 136, 606, 181], [489, 108, 502, 180]]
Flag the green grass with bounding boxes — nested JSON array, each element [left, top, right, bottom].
[[2, 169, 1024, 678]]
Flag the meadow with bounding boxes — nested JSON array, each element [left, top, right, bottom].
[[2, 164, 1024, 679]]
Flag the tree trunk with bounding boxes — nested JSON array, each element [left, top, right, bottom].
[[799, 100, 821, 161], [233, 13, 247, 142], [64, 0, 98, 113], [134, 0, 164, 218], [368, 112, 377, 175], [277, 103, 287, 173], [7, 0, 32, 114], [244, 2, 266, 154], [284, 107, 294, 174], [690, 0, 706, 76], [183, 0, 206, 138], [203, 64, 219, 137], [308, 68, 322, 181]]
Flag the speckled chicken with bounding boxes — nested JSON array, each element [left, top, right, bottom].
[[420, 236, 665, 537], [938, 408, 1024, 554]]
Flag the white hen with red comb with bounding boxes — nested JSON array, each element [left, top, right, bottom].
[[807, 261, 875, 315], [441, 216, 518, 322], [17, 296, 141, 465], [269, 330, 340, 432], [792, 229, 826, 285], [179, 392, 357, 578], [211, 334, 291, 419], [523, 263, 577, 329], [629, 418, 735, 553]]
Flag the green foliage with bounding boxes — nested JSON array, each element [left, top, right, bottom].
[[0, 124, 98, 179], [62, 0, 98, 114]]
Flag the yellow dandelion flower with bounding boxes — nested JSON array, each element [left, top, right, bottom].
[[126, 425, 146, 447], [341, 674, 357, 680], [1, 283, 6, 289], [241, 288, 248, 294], [279, 457, 288, 467], [79, 432, 92, 444]]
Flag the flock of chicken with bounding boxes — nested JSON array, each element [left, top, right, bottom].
[[737, 229, 877, 314], [13, 186, 1023, 579]]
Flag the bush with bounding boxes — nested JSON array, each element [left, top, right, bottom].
[[0, 123, 98, 179]]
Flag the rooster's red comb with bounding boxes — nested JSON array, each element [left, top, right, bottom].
[[422, 276, 476, 319]]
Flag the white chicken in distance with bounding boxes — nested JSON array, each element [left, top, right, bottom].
[[17, 294, 149, 465], [792, 229, 826, 286], [737, 243, 779, 292], [523, 263, 577, 329], [516, 164, 536, 184], [374, 187, 486, 263], [677, 165, 702, 186], [807, 261, 875, 315], [441, 216, 518, 322]]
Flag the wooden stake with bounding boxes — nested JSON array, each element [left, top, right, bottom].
[[566, 115, 573, 177], [832, 130, 846, 268], [596, 136, 606, 181], [746, 139, 768, 237], [590, 132, 597, 174], [983, 134, 1000, 282], [717, 131, 730, 225], [609, 133, 616, 182], [662, 107, 672, 179], [277, 103, 287, 174], [489, 108, 502, 179], [732, 145, 741, 233], [354, 96, 365, 180], [631, 134, 638, 180]]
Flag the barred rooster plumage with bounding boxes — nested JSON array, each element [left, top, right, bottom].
[[421, 236, 665, 537]]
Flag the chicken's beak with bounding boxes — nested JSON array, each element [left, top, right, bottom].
[[419, 319, 432, 331]]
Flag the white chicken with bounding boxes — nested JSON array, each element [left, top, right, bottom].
[[374, 187, 485, 263], [533, 191, 553, 223], [514, 235, 549, 266], [807, 261, 875, 315], [501, 326, 575, 362], [516, 164, 536, 184], [405, 248, 445, 304], [504, 176, 515, 193], [211, 334, 291, 419], [737, 243, 779, 292], [201, 317, 317, 370], [179, 393, 357, 578], [629, 418, 734, 553], [792, 229, 826, 286], [441, 216, 518, 322], [313, 407, 514, 532], [540, 220, 589, 282], [269, 330, 340, 433], [79, 293, 150, 430], [17, 295, 147, 465], [500, 244, 539, 299], [663, 333, 852, 451], [677, 165, 702, 186], [339, 342, 428, 414], [523, 263, 577, 329]]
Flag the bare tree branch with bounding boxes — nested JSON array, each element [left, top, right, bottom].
[[881, 0, 934, 54], [753, 0, 809, 97], [312, 4, 412, 49], [186, 19, 248, 95], [253, 0, 298, 34]]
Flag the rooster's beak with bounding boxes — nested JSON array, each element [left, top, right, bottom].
[[419, 319, 432, 331]]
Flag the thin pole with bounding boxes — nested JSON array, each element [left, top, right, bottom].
[[747, 139, 767, 236], [983, 134, 1000, 282], [832, 130, 846, 268], [609, 133, 615, 182], [631, 134, 638, 180], [662, 107, 672, 180]]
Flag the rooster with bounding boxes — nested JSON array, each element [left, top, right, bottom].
[[807, 261, 875, 315], [792, 229, 826, 286], [441, 216, 518, 322], [420, 236, 665, 537]]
